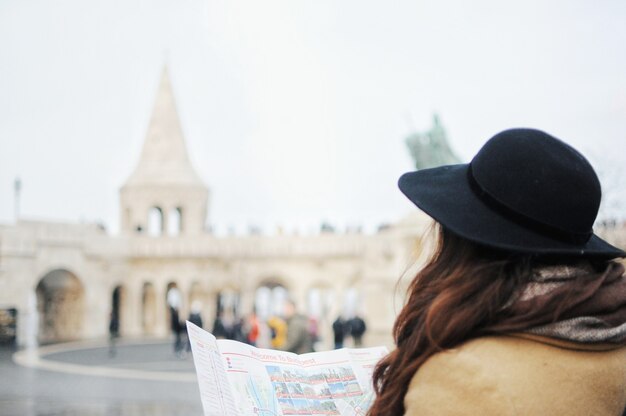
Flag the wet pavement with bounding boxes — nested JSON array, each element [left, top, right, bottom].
[[0, 340, 204, 416]]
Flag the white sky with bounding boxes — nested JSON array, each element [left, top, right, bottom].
[[1, 0, 625, 234]]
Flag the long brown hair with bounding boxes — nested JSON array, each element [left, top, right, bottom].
[[368, 224, 609, 415]]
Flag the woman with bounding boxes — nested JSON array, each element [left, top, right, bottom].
[[369, 128, 626, 415]]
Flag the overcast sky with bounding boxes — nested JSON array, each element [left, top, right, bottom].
[[1, 0, 625, 234]]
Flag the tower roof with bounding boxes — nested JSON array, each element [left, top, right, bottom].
[[123, 67, 206, 189]]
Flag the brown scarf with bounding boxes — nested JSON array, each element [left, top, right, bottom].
[[494, 261, 626, 344]]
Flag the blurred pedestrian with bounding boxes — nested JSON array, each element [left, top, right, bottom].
[[188, 301, 203, 328], [332, 316, 347, 349], [349, 315, 366, 347], [308, 316, 320, 350], [267, 315, 287, 349], [244, 312, 260, 346], [170, 306, 184, 356], [282, 299, 314, 354], [108, 311, 119, 357], [166, 287, 184, 355], [232, 316, 246, 342], [186, 301, 203, 352], [212, 311, 228, 339]]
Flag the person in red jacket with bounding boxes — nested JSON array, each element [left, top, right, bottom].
[[245, 311, 260, 346]]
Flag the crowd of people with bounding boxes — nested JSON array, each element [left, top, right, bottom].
[[164, 296, 368, 355]]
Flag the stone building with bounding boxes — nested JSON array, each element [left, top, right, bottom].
[[0, 69, 432, 349], [4, 68, 622, 350]]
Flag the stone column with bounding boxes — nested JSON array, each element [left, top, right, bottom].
[[360, 277, 396, 349], [83, 281, 109, 339], [177, 280, 193, 322], [204, 289, 217, 332], [238, 276, 256, 318], [161, 207, 169, 237], [154, 283, 167, 337], [123, 280, 142, 336], [17, 289, 38, 349]]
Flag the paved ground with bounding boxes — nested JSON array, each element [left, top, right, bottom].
[[0, 339, 205, 416]]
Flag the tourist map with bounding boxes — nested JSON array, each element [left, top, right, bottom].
[[187, 322, 389, 416]]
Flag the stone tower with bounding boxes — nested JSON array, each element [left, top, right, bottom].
[[120, 67, 209, 236]]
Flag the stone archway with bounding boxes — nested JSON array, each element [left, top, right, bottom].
[[254, 280, 289, 320], [216, 288, 240, 317], [148, 207, 164, 237], [342, 287, 361, 318], [306, 285, 335, 320], [168, 207, 183, 236], [35, 269, 85, 344]]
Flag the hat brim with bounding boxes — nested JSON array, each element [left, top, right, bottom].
[[398, 164, 626, 258]]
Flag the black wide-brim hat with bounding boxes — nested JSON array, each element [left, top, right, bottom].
[[399, 128, 626, 258]]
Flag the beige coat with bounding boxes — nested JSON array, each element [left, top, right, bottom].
[[404, 334, 626, 415]]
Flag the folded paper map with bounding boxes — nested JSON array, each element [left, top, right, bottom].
[[187, 321, 388, 416]]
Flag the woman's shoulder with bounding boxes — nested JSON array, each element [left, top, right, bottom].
[[404, 335, 626, 416]]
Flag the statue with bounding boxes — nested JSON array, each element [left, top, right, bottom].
[[405, 114, 461, 170]]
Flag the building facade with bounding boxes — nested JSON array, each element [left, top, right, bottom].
[[0, 69, 433, 349], [3, 69, 622, 350]]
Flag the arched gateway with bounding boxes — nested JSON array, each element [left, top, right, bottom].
[[35, 269, 85, 344]]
